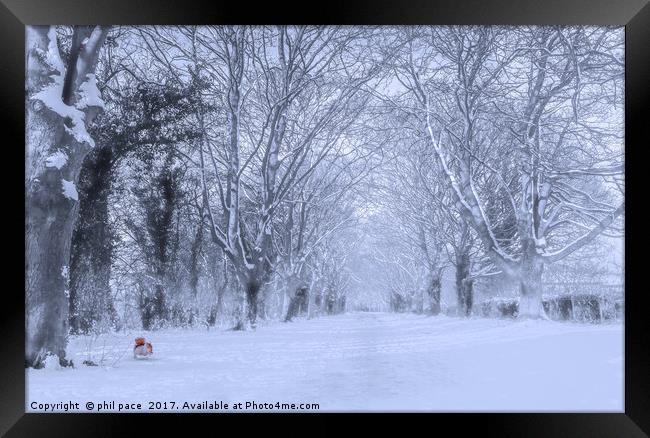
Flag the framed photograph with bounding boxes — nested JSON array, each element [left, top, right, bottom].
[[2, 0, 648, 435]]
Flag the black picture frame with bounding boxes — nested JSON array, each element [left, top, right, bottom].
[[2, 0, 648, 435]]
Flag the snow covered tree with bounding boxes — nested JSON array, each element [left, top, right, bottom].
[[26, 25, 109, 367], [393, 26, 624, 318]]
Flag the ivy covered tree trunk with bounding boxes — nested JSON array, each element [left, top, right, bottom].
[[185, 213, 204, 325], [26, 26, 108, 368], [189, 218, 204, 298], [69, 145, 116, 334], [126, 154, 182, 329]]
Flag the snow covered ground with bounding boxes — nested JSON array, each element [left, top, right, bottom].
[[26, 312, 623, 412]]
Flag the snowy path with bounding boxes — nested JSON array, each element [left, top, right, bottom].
[[27, 312, 623, 412]]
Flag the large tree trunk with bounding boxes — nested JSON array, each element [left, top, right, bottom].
[[26, 184, 78, 367], [284, 295, 299, 322], [187, 217, 204, 324], [26, 26, 108, 368], [458, 278, 474, 317], [245, 279, 261, 328], [306, 277, 316, 319], [189, 219, 204, 298], [208, 256, 228, 327], [139, 283, 168, 330], [285, 286, 308, 322], [427, 274, 441, 316], [518, 248, 545, 319], [283, 275, 303, 322], [455, 251, 473, 317], [152, 283, 168, 326]]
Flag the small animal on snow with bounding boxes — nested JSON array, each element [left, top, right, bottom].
[[133, 337, 153, 359]]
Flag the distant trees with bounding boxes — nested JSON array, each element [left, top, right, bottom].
[[371, 136, 448, 315]]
